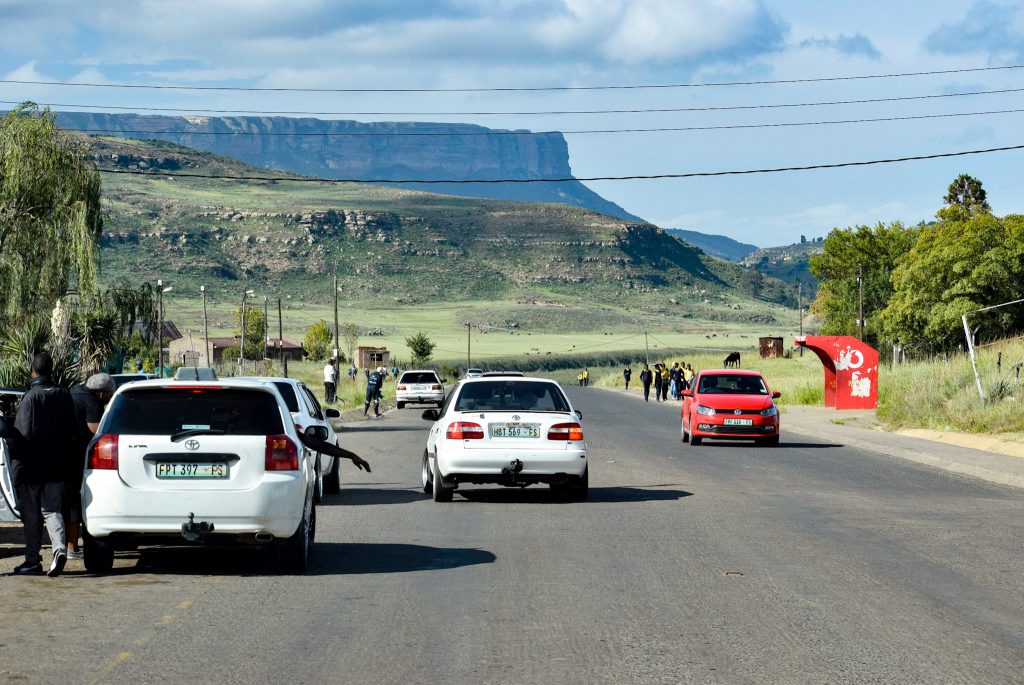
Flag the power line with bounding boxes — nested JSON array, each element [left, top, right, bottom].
[[10, 86, 1024, 117], [94, 143, 1024, 184], [68, 108, 1024, 138], [3, 64, 1022, 93]]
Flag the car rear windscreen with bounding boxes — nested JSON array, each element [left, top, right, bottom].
[[271, 382, 300, 412], [400, 372, 439, 384], [697, 375, 768, 395], [103, 388, 285, 435], [455, 381, 570, 412]]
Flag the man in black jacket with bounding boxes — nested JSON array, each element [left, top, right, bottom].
[[11, 353, 76, 576], [639, 364, 653, 402]]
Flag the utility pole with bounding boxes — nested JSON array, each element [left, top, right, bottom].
[[156, 278, 162, 378], [857, 266, 865, 341], [963, 314, 985, 399], [333, 274, 340, 360], [240, 290, 247, 376], [466, 323, 472, 367], [278, 298, 285, 376], [797, 280, 804, 357], [644, 331, 650, 366], [200, 286, 210, 367], [263, 295, 269, 362]]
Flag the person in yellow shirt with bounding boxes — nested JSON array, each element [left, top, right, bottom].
[[659, 364, 671, 401]]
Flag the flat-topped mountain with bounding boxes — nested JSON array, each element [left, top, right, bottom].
[[54, 112, 641, 221]]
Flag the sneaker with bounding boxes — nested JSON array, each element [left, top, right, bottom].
[[47, 549, 67, 577], [67, 549, 84, 560], [13, 561, 43, 575]]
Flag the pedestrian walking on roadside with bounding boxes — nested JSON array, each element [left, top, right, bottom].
[[348, 364, 357, 381], [578, 370, 584, 387], [65, 373, 116, 560], [323, 358, 337, 403], [582, 368, 590, 387], [623, 365, 632, 390], [363, 366, 384, 417], [669, 363, 683, 400], [10, 353, 76, 577], [684, 364, 695, 391], [639, 364, 653, 402], [660, 365, 671, 401], [653, 364, 664, 402]]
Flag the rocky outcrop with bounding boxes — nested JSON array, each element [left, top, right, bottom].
[[57, 112, 641, 221]]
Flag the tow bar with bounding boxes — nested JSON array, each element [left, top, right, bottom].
[[181, 512, 214, 542], [501, 459, 526, 486]]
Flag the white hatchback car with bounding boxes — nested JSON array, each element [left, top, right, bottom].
[[82, 378, 317, 573], [421, 377, 588, 502], [396, 369, 445, 409], [248, 377, 343, 501]]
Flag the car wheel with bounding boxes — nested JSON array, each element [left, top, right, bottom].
[[432, 457, 453, 502], [313, 456, 324, 504], [397, 401, 405, 409], [691, 435, 703, 446], [759, 435, 780, 447], [279, 505, 315, 573], [421, 451, 433, 494], [83, 528, 114, 574], [324, 453, 342, 495], [681, 421, 689, 443], [568, 467, 589, 502]]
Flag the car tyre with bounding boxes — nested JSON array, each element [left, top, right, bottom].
[[567, 467, 589, 502], [759, 435, 780, 447], [691, 435, 703, 446], [324, 453, 342, 494], [432, 457, 453, 502], [681, 422, 689, 443], [83, 528, 115, 574], [421, 451, 433, 494], [397, 401, 405, 409], [279, 505, 315, 573]]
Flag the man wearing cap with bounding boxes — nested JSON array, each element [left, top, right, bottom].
[[11, 353, 76, 576], [65, 373, 116, 560]]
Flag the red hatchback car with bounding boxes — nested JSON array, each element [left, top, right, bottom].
[[681, 369, 781, 446]]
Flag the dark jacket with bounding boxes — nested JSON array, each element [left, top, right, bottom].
[[12, 376, 76, 486]]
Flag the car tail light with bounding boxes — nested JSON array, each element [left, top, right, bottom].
[[548, 423, 584, 441], [430, 384, 442, 390], [397, 385, 407, 390], [446, 422, 484, 440], [88, 434, 119, 470], [265, 434, 299, 471]]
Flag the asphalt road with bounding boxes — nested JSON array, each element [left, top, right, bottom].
[[1, 387, 1023, 684]]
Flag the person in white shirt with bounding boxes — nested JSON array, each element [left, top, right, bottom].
[[323, 358, 337, 403]]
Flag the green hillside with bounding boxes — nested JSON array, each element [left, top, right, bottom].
[[90, 136, 795, 333]]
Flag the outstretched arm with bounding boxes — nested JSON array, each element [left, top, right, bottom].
[[297, 433, 372, 472]]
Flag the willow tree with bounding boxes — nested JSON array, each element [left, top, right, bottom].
[[0, 103, 103, 326]]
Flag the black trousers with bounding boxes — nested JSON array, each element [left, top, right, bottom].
[[642, 383, 651, 401]]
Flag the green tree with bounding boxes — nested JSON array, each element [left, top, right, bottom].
[[0, 103, 103, 326], [304, 320, 333, 362], [231, 305, 266, 360], [342, 322, 358, 363], [938, 173, 991, 222], [405, 331, 436, 366], [808, 222, 918, 339], [880, 212, 1024, 345]]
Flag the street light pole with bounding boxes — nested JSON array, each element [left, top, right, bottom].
[[466, 322, 472, 367], [201, 286, 209, 367], [797, 280, 804, 357]]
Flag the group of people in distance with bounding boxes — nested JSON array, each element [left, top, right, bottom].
[[322, 359, 398, 418], [623, 362, 695, 403]]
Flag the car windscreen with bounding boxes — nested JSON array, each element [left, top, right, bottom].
[[454, 381, 570, 413], [103, 388, 285, 435], [271, 382, 300, 412], [697, 374, 768, 395], [400, 372, 439, 384]]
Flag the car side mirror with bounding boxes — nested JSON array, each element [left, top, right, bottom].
[[574, 410, 583, 421], [772, 391, 781, 399], [681, 390, 693, 397], [422, 408, 440, 422], [304, 425, 329, 441], [324, 408, 341, 419]]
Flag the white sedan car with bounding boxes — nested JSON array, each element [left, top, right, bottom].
[[395, 369, 445, 409], [421, 377, 588, 502], [82, 378, 317, 573]]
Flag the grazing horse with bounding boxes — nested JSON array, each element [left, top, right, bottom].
[[723, 351, 741, 368]]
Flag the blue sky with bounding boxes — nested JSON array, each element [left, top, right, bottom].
[[2, 0, 1023, 246]]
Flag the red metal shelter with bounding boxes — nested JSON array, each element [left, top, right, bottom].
[[794, 336, 879, 410]]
